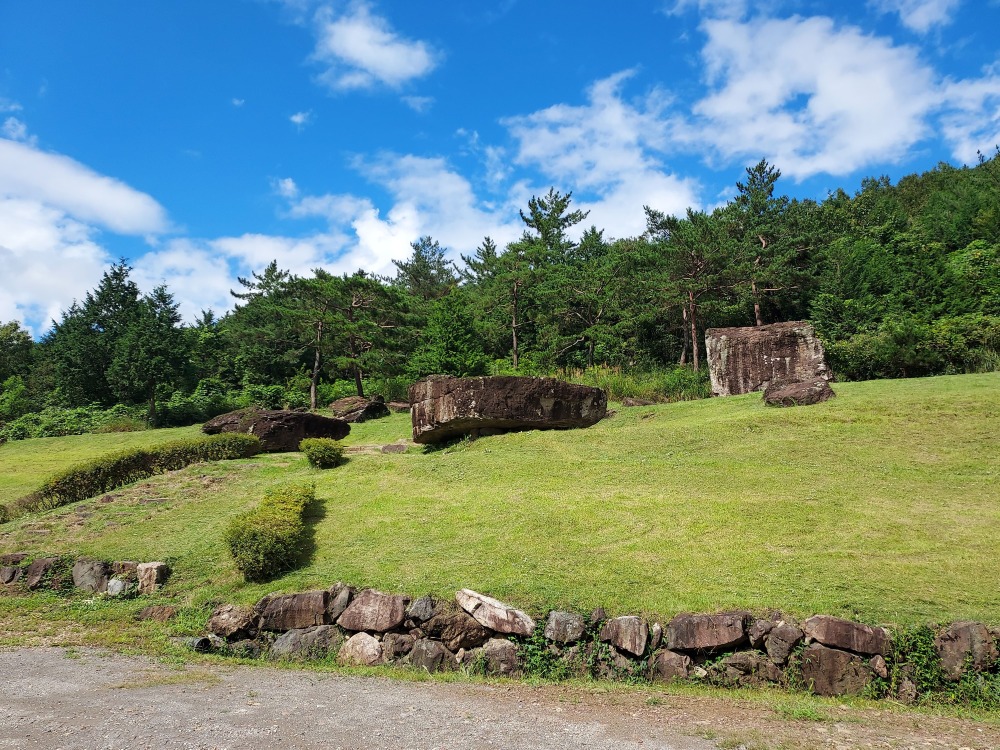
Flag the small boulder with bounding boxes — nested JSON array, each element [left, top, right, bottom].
[[72, 559, 109, 594], [339, 632, 384, 666], [934, 621, 999, 681], [326, 583, 354, 621], [748, 619, 774, 649], [106, 577, 137, 598], [202, 408, 350, 452], [136, 605, 177, 623], [649, 622, 664, 651], [765, 622, 804, 666], [648, 650, 691, 682], [423, 610, 491, 651], [666, 613, 748, 653], [801, 615, 888, 656], [409, 638, 457, 673], [136, 562, 169, 595], [800, 644, 872, 696], [456, 589, 535, 636], [620, 398, 656, 407], [405, 595, 437, 624], [482, 638, 520, 676], [337, 589, 409, 633], [381, 444, 407, 454], [1, 566, 21, 585], [329, 396, 390, 423], [23, 557, 57, 590], [599, 616, 648, 658], [258, 591, 329, 632], [712, 651, 785, 687], [544, 611, 586, 645], [206, 604, 258, 640], [763, 378, 835, 407], [271, 625, 343, 660], [381, 633, 415, 662], [870, 654, 889, 679]]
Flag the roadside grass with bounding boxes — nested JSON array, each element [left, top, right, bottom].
[[0, 373, 997, 632]]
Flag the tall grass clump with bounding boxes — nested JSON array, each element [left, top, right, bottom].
[[560, 365, 711, 402], [224, 482, 316, 582], [8, 433, 262, 518]]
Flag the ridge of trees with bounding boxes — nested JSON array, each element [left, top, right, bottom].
[[1, 153, 998, 431]]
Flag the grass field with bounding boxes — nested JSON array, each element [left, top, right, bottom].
[[0, 373, 997, 633]]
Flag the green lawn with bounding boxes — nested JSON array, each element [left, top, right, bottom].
[[1, 373, 998, 629]]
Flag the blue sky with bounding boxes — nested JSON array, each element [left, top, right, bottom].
[[1, 0, 998, 334]]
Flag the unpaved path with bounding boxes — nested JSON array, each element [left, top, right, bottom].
[[1, 648, 998, 750]]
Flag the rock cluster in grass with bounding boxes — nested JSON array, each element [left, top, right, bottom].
[[201, 583, 1000, 700], [328, 396, 390, 423], [0, 552, 169, 597], [705, 321, 831, 397], [409, 375, 607, 444], [202, 408, 350, 452]]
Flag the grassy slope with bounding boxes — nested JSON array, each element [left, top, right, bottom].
[[0, 373, 997, 627]]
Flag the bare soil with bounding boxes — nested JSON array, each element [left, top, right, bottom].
[[1, 648, 998, 749]]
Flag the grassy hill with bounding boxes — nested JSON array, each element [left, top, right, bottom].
[[0, 373, 997, 629]]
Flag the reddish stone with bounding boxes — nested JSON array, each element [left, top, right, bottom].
[[802, 615, 888, 656], [337, 589, 409, 633], [258, 591, 329, 632], [800, 644, 872, 696], [666, 613, 748, 652]]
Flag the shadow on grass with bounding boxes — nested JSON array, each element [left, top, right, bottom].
[[290, 493, 328, 574]]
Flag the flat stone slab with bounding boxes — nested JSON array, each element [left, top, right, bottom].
[[666, 613, 748, 652], [258, 591, 329, 632], [329, 396, 390, 423], [409, 376, 607, 444], [802, 615, 888, 656], [455, 589, 535, 636], [337, 589, 409, 633], [763, 377, 835, 407], [203, 408, 350, 452]]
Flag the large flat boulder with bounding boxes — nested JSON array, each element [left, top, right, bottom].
[[202, 408, 350, 452], [456, 589, 536, 636], [666, 613, 748, 653], [705, 321, 831, 397], [409, 376, 607, 444], [802, 615, 888, 656], [329, 396, 390, 423], [257, 591, 329, 632], [337, 589, 409, 633]]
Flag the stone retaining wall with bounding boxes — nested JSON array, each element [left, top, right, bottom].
[[0, 552, 169, 597]]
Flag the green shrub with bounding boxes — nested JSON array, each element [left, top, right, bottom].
[[299, 437, 346, 469], [15, 433, 262, 515], [224, 482, 315, 582]]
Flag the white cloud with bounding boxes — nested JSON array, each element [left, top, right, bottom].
[[1, 117, 34, 144], [311, 2, 439, 91], [939, 74, 1000, 163], [231, 97, 245, 107], [0, 98, 23, 114], [678, 16, 939, 179], [870, 0, 961, 33], [662, 0, 748, 19], [402, 95, 434, 113], [0, 138, 169, 234], [290, 110, 313, 129], [274, 177, 299, 199], [504, 71, 700, 235], [132, 239, 238, 321]]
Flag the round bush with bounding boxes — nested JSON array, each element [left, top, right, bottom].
[[299, 438, 346, 469]]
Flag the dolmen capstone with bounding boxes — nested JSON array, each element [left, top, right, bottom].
[[704, 321, 831, 397], [329, 395, 390, 423], [202, 408, 350, 452], [409, 375, 607, 444]]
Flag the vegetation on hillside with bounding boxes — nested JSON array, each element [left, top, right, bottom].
[[1, 152, 998, 438]]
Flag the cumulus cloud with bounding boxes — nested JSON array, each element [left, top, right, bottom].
[[402, 95, 434, 113], [870, 0, 961, 33], [231, 97, 245, 107], [311, 2, 440, 91], [677, 16, 939, 178], [939, 73, 1000, 163], [290, 110, 313, 129], [504, 71, 700, 235], [0, 98, 21, 114], [1, 117, 33, 144]]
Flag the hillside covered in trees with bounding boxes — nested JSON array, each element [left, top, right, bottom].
[[1, 153, 997, 438]]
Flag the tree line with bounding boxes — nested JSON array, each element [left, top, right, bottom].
[[1, 153, 997, 433]]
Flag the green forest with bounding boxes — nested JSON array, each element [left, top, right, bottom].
[[1, 153, 998, 440]]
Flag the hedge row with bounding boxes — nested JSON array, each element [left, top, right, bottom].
[[224, 482, 316, 582], [8, 433, 262, 518]]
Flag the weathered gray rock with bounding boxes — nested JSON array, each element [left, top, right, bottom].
[[106, 577, 137, 598], [482, 638, 520, 676], [339, 632, 383, 666], [870, 654, 889, 679], [935, 621, 999, 680], [72, 559, 109, 594], [405, 595, 437, 624], [381, 443, 407, 454], [23, 557, 57, 590], [0, 566, 21, 585], [765, 622, 804, 666], [381, 633, 415, 662], [456, 589, 536, 636], [136, 605, 177, 623], [802, 615, 888, 656], [649, 622, 664, 651], [258, 591, 329, 632], [648, 650, 691, 682], [620, 398, 656, 407], [666, 613, 748, 652], [136, 562, 169, 595], [326, 583, 354, 621], [337, 589, 409, 633], [763, 377, 835, 407], [545, 611, 586, 644], [202, 408, 349, 452], [409, 376, 607, 444], [329, 396, 390, 423], [423, 611, 491, 651], [748, 619, 774, 649], [712, 651, 786, 687], [409, 638, 457, 673], [800, 643, 873, 696], [705, 321, 831, 397], [206, 604, 258, 640], [271, 625, 343, 660], [599, 616, 648, 658]]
